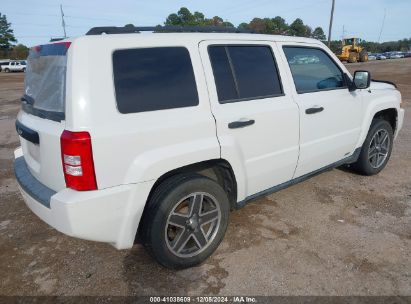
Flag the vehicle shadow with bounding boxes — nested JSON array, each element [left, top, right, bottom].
[[122, 244, 212, 295], [336, 164, 360, 175]]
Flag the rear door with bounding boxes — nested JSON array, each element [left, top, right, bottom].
[[16, 42, 70, 191], [199, 40, 300, 198], [278, 43, 363, 177]]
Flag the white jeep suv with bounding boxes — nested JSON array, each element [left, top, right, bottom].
[[14, 26, 404, 269]]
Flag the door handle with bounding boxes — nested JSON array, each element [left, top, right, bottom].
[[305, 106, 324, 114], [228, 119, 255, 129]]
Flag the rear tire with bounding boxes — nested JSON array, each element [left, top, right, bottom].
[[4, 68, 10, 73], [141, 174, 230, 269], [352, 119, 393, 175]]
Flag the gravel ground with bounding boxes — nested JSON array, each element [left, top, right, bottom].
[[0, 59, 410, 296]]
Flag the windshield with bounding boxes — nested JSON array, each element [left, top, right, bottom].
[[23, 42, 70, 121]]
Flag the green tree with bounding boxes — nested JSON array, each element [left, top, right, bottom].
[[177, 7, 196, 25], [312, 27, 326, 40], [289, 18, 309, 37], [222, 21, 234, 27], [193, 12, 205, 24], [304, 25, 312, 38], [165, 8, 234, 28], [10, 44, 29, 59], [165, 13, 181, 25], [238, 22, 249, 29], [248, 18, 267, 33], [271, 16, 288, 35], [328, 40, 341, 53], [0, 13, 17, 49], [210, 16, 224, 26]]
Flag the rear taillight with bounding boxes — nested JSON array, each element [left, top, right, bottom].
[[60, 130, 97, 191]]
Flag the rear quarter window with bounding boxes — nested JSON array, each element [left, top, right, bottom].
[[113, 47, 199, 114]]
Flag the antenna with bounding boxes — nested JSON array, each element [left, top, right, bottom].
[[327, 0, 335, 47], [60, 4, 67, 38], [378, 9, 386, 43]]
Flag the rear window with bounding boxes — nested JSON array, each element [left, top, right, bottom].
[[208, 45, 283, 103], [113, 47, 199, 114], [23, 42, 69, 121]]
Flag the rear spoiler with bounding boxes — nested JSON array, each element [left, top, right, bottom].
[[371, 79, 397, 89]]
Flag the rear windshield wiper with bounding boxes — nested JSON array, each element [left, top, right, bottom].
[[21, 94, 35, 105]]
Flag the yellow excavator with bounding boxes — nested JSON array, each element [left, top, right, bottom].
[[337, 37, 368, 63]]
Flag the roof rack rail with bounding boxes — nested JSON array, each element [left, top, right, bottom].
[[86, 25, 255, 35]]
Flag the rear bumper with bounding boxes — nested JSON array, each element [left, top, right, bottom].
[[14, 152, 155, 249]]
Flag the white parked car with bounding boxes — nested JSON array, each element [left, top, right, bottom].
[[2, 60, 26, 72], [14, 26, 405, 269], [368, 54, 377, 60], [389, 52, 404, 59]]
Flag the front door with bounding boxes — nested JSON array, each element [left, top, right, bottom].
[[199, 40, 300, 199], [278, 43, 363, 178]]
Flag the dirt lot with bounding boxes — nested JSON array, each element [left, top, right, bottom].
[[0, 59, 410, 296]]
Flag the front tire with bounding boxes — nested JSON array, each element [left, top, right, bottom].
[[141, 174, 230, 269], [352, 119, 393, 175], [348, 52, 358, 63], [359, 50, 368, 62]]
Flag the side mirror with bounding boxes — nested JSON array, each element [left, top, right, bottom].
[[353, 70, 371, 90]]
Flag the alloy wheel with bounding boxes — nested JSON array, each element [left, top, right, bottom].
[[165, 192, 221, 258], [368, 128, 390, 169]]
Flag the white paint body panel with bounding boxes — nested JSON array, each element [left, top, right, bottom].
[[14, 33, 404, 249], [17, 180, 154, 249], [199, 40, 300, 200], [276, 41, 364, 177]]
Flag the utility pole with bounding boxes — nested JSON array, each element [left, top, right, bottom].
[[60, 4, 67, 38], [328, 0, 335, 47], [378, 9, 386, 43]]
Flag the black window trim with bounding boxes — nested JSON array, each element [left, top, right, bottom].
[[207, 44, 285, 104], [111, 46, 200, 114], [282, 45, 348, 95]]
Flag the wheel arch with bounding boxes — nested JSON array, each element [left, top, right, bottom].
[[135, 158, 238, 240], [145, 158, 238, 209], [357, 105, 399, 148], [373, 108, 397, 133]]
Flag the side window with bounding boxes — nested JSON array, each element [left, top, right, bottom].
[[283, 47, 345, 93], [208, 45, 283, 103], [113, 47, 199, 114]]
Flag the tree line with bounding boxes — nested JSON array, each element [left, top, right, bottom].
[[0, 8, 410, 60], [165, 7, 326, 40]]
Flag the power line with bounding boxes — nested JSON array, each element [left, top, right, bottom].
[[378, 9, 386, 43], [225, 0, 329, 17], [3, 10, 120, 22]]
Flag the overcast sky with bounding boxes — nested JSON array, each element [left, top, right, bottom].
[[2, 0, 410, 47]]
